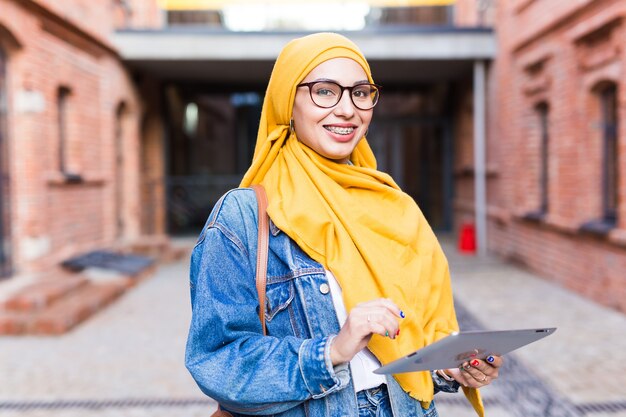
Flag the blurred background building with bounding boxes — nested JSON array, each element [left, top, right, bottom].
[[0, 0, 624, 329]]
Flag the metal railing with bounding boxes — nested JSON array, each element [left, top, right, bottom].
[[165, 175, 242, 235]]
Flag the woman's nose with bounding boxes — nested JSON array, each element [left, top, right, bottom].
[[333, 91, 356, 117]]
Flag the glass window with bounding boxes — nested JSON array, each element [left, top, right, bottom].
[[536, 103, 549, 214], [599, 84, 618, 224], [57, 87, 71, 174]]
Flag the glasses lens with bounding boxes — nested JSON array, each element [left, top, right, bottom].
[[351, 84, 379, 110], [306, 82, 380, 110], [309, 82, 342, 108]]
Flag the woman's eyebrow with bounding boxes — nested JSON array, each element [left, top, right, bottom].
[[311, 78, 370, 85]]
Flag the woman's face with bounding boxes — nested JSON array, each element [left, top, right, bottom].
[[292, 58, 373, 164]]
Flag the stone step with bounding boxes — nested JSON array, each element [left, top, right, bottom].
[[30, 282, 127, 335], [3, 277, 89, 312], [0, 282, 127, 335]]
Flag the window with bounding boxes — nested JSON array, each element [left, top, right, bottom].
[[523, 102, 550, 221], [167, 10, 222, 26], [57, 87, 71, 174], [580, 82, 619, 235], [599, 84, 618, 224], [537, 103, 549, 214], [57, 86, 81, 181]]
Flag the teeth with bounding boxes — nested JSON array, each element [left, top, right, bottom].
[[325, 126, 355, 135]]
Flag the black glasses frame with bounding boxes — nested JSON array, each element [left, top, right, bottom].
[[297, 81, 381, 110]]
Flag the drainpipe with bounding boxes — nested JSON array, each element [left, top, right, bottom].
[[473, 60, 487, 256]]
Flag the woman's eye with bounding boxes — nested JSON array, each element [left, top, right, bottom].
[[352, 88, 369, 98], [315, 88, 335, 97]]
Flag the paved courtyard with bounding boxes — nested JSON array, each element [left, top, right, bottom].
[[1, 238, 626, 417]]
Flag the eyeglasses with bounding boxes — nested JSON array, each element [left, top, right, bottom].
[[297, 81, 381, 110]]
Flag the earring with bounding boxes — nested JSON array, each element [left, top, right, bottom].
[[289, 119, 295, 135]]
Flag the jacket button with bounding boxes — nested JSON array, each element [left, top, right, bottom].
[[319, 283, 330, 294]]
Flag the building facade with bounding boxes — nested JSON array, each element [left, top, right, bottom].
[[1, 0, 625, 319], [0, 0, 165, 279], [469, 0, 626, 313]]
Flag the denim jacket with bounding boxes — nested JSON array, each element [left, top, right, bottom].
[[185, 188, 458, 417]]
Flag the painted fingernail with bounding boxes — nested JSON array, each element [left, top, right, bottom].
[[396, 329, 400, 336], [487, 355, 495, 363], [464, 363, 471, 370], [385, 331, 389, 337], [400, 310, 405, 318], [471, 359, 480, 367]]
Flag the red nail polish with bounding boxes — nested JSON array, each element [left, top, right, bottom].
[[396, 329, 400, 336], [470, 359, 480, 367]]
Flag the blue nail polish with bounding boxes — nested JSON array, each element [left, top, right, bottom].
[[400, 310, 405, 318], [487, 355, 495, 363]]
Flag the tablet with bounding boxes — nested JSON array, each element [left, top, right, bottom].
[[374, 327, 556, 374]]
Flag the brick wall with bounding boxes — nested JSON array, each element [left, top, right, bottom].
[[0, 0, 149, 274], [455, 0, 626, 312]]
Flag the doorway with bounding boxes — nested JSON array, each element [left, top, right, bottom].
[[368, 116, 453, 232], [164, 85, 261, 236]]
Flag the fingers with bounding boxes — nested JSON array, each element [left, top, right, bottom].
[[485, 354, 503, 368], [357, 298, 404, 319], [356, 298, 404, 339], [364, 310, 399, 338], [456, 355, 503, 388], [331, 298, 405, 365]]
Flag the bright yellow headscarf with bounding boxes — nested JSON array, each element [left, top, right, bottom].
[[241, 32, 483, 415]]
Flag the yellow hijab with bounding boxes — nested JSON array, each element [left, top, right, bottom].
[[241, 32, 483, 415]]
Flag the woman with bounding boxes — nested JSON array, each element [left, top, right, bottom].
[[186, 32, 501, 417]]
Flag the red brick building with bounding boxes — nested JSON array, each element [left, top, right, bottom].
[[454, 0, 626, 312], [0, 0, 165, 280], [1, 0, 625, 332]]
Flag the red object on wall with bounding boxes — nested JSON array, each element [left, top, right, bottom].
[[458, 223, 477, 254]]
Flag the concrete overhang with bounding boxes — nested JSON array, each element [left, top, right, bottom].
[[111, 28, 496, 85]]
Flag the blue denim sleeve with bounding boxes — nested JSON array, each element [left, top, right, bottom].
[[431, 371, 460, 394], [185, 224, 349, 415]]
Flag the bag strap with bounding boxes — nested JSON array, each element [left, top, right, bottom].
[[251, 184, 269, 335], [212, 185, 270, 417]]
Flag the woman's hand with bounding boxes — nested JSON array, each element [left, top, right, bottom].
[[442, 355, 503, 388], [330, 298, 404, 365]]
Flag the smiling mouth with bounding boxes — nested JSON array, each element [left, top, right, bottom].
[[324, 125, 356, 135]]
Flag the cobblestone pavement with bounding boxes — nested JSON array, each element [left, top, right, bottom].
[[2, 237, 626, 416], [0, 259, 215, 417], [437, 237, 626, 417]]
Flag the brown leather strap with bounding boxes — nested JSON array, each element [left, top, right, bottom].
[[251, 184, 269, 336], [212, 186, 270, 417], [212, 408, 234, 417]]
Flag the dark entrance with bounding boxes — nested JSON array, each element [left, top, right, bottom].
[[163, 84, 453, 235], [0, 46, 11, 278], [164, 84, 261, 236], [369, 117, 453, 231], [368, 88, 454, 231]]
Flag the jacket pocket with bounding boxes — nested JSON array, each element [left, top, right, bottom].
[[265, 279, 295, 322]]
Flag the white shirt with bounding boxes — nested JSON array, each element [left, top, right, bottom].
[[326, 270, 387, 392]]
